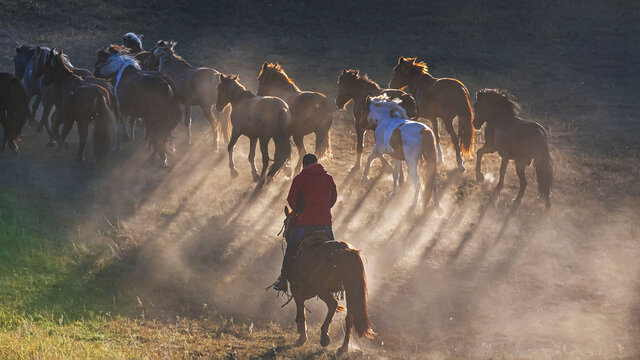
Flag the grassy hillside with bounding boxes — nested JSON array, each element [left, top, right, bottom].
[[0, 0, 639, 358]]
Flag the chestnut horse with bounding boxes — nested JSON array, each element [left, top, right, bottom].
[[336, 69, 417, 171], [216, 74, 291, 183], [279, 206, 374, 356], [257, 62, 333, 172], [474, 89, 553, 208], [151, 40, 231, 147], [39, 49, 113, 163], [94, 48, 182, 167], [390, 57, 474, 170], [0, 72, 29, 152]]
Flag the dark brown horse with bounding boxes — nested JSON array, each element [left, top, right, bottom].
[[95, 48, 182, 167], [0, 72, 29, 152], [336, 69, 417, 171], [39, 49, 113, 163], [151, 40, 231, 147], [216, 74, 291, 182], [258, 62, 333, 172], [390, 57, 474, 170], [474, 89, 553, 208], [279, 207, 374, 356]]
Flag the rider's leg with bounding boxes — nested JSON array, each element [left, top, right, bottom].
[[274, 226, 307, 291]]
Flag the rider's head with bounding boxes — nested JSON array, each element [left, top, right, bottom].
[[302, 154, 318, 168]]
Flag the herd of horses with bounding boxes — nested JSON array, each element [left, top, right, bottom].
[[0, 32, 554, 354]]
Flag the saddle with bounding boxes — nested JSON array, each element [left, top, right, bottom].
[[296, 230, 334, 256]]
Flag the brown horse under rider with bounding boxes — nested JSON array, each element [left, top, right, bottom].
[[273, 153, 337, 292]]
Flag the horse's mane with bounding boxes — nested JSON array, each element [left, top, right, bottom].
[[259, 63, 300, 92], [404, 57, 430, 74], [155, 41, 187, 62], [369, 94, 408, 119], [340, 69, 381, 91], [99, 50, 141, 74], [478, 88, 521, 118]]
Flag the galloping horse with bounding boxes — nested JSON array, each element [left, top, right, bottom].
[[257, 62, 333, 172], [39, 49, 113, 163], [390, 57, 474, 170], [280, 206, 374, 356], [364, 95, 441, 210], [0, 72, 29, 152], [94, 48, 182, 167], [336, 69, 417, 171], [474, 89, 553, 208], [151, 40, 231, 147], [216, 74, 291, 182]]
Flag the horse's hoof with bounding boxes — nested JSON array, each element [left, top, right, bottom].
[[457, 163, 466, 172], [350, 165, 361, 174], [337, 345, 348, 358], [294, 336, 307, 347], [283, 166, 293, 177], [320, 333, 330, 347], [476, 172, 485, 182], [382, 163, 394, 173], [361, 175, 369, 182], [435, 205, 444, 215], [230, 168, 239, 178], [252, 173, 260, 182]]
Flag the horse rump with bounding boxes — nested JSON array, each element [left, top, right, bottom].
[[342, 248, 375, 338]]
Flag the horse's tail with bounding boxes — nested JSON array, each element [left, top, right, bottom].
[[420, 127, 439, 208], [267, 107, 292, 178], [92, 95, 112, 163], [399, 93, 418, 118], [314, 99, 333, 160], [343, 248, 375, 339], [458, 85, 474, 156], [534, 130, 553, 208]]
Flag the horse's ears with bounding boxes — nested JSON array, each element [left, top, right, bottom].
[[284, 206, 290, 216], [366, 95, 372, 105], [230, 74, 238, 80], [262, 61, 268, 70], [219, 74, 225, 81], [398, 56, 404, 64], [15, 47, 20, 54], [341, 69, 347, 75], [169, 41, 177, 49]]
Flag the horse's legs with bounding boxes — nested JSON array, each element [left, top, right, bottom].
[[76, 119, 88, 163], [227, 129, 241, 178], [248, 137, 259, 182], [495, 157, 509, 195], [258, 137, 270, 180], [391, 160, 403, 195], [40, 100, 54, 143], [443, 116, 464, 170], [294, 297, 307, 346], [30, 94, 41, 126], [406, 154, 422, 207], [202, 104, 218, 151], [362, 146, 380, 181], [353, 123, 364, 171], [475, 143, 495, 182], [293, 134, 306, 173], [318, 292, 338, 347], [337, 313, 353, 357], [514, 159, 528, 205], [57, 117, 73, 153], [430, 118, 443, 164], [183, 105, 192, 145]]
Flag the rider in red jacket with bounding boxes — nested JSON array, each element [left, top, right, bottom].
[[273, 154, 337, 291]]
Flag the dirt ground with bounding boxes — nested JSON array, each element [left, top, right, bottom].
[[1, 1, 639, 358]]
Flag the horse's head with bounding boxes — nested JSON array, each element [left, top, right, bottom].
[[122, 32, 143, 52], [257, 62, 276, 96], [13, 45, 35, 80], [282, 206, 298, 241], [390, 56, 421, 89], [152, 40, 176, 64], [94, 48, 113, 78], [40, 48, 62, 86], [216, 73, 241, 112], [30, 46, 49, 80], [336, 69, 360, 109], [473, 89, 521, 129]]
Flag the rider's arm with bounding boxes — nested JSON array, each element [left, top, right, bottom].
[[329, 176, 337, 208], [287, 175, 302, 211]]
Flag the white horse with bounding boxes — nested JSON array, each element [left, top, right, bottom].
[[363, 95, 441, 210]]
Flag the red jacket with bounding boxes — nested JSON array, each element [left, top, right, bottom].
[[287, 163, 337, 226]]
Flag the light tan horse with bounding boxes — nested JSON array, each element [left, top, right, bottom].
[[216, 74, 291, 183], [151, 40, 230, 148], [257, 62, 333, 172]]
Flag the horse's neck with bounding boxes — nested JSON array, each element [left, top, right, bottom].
[[230, 88, 255, 105], [160, 55, 190, 72], [353, 80, 381, 101], [412, 73, 436, 94]]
